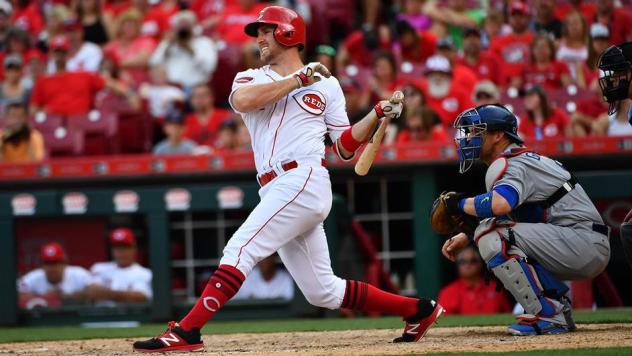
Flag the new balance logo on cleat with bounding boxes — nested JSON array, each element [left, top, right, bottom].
[[394, 299, 445, 343], [405, 323, 420, 335]]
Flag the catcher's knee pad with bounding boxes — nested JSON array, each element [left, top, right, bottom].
[[477, 232, 560, 317], [620, 221, 632, 270]]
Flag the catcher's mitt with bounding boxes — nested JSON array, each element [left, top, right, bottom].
[[430, 191, 479, 235]]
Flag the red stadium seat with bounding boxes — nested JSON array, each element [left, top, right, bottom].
[[43, 126, 84, 157], [210, 43, 243, 107], [28, 112, 65, 133], [68, 111, 120, 155]]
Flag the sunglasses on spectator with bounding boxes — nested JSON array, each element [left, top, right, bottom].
[[456, 257, 480, 266]]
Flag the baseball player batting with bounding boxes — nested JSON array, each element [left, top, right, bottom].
[[436, 104, 610, 335], [597, 41, 632, 271], [133, 6, 442, 352]]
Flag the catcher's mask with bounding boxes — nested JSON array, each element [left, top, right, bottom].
[[597, 42, 632, 115], [454, 108, 486, 174]]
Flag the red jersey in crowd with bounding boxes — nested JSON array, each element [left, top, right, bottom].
[[342, 30, 392, 67], [396, 126, 449, 143], [398, 31, 437, 64], [183, 109, 232, 146], [11, 2, 44, 37], [421, 83, 473, 126], [141, 3, 180, 39], [576, 97, 609, 119], [519, 107, 570, 140], [593, 8, 632, 45], [438, 278, 512, 315], [522, 61, 570, 90], [489, 31, 534, 85], [458, 50, 503, 85], [215, 3, 268, 45], [31, 72, 105, 116], [102, 0, 132, 17], [555, 2, 596, 25], [452, 64, 478, 98]]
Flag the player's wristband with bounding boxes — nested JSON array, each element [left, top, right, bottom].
[[374, 103, 385, 118], [294, 72, 308, 87], [473, 191, 494, 218], [339, 127, 363, 152]]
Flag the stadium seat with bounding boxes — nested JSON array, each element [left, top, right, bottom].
[[210, 43, 243, 108], [28, 112, 65, 133], [43, 126, 84, 157], [68, 111, 120, 155]]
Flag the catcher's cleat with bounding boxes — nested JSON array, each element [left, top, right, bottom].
[[508, 314, 569, 336], [133, 321, 204, 353], [393, 299, 444, 343]]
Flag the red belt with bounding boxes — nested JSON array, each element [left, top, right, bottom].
[[257, 159, 326, 187]]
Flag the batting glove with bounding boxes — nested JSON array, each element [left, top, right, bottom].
[[374, 100, 403, 119], [294, 62, 331, 88]]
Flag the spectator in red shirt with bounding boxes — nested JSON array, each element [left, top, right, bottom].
[[459, 27, 502, 85], [367, 51, 405, 104], [489, 2, 534, 87], [183, 83, 231, 147], [10, 0, 44, 37], [30, 35, 118, 116], [420, 55, 473, 126], [594, 0, 632, 45], [396, 106, 448, 144], [214, 0, 266, 45], [336, 24, 392, 69], [103, 8, 156, 85], [522, 33, 572, 90], [555, 0, 596, 26], [141, 0, 179, 39], [438, 246, 512, 315], [519, 85, 570, 140], [392, 19, 436, 64], [436, 36, 477, 97]]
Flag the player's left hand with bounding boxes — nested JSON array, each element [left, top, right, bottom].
[[294, 62, 331, 87]]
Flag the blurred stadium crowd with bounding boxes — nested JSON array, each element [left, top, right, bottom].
[[0, 0, 631, 162]]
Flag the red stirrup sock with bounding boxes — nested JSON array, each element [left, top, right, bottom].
[[179, 265, 245, 331], [341, 280, 419, 319]]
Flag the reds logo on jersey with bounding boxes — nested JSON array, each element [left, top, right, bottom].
[[293, 90, 326, 115]]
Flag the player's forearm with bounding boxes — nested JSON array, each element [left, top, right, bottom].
[[231, 78, 299, 113], [461, 191, 512, 217], [337, 107, 380, 158]]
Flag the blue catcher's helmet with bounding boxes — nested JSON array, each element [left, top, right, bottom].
[[454, 104, 523, 173]]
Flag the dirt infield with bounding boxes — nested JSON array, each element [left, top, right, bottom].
[[1, 323, 631, 355]]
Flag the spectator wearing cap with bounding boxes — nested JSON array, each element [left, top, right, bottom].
[[183, 83, 231, 147], [532, 0, 563, 39], [103, 8, 157, 85], [367, 51, 405, 104], [419, 54, 473, 126], [438, 246, 512, 315], [153, 108, 197, 155], [556, 11, 589, 87], [47, 20, 103, 74], [392, 19, 436, 65], [585, 23, 611, 84], [436, 36, 477, 97], [87, 228, 153, 304], [340, 76, 370, 125], [0, 100, 43, 162], [472, 80, 500, 107], [75, 0, 113, 45], [30, 35, 121, 116], [17, 242, 93, 308], [594, 0, 632, 45], [10, 0, 44, 37], [458, 28, 502, 85], [395, 106, 448, 144], [421, 0, 484, 50], [489, 2, 534, 87], [519, 85, 570, 140], [0, 0, 13, 50], [314, 44, 337, 76], [522, 33, 572, 90], [0, 55, 30, 109], [150, 10, 218, 90]]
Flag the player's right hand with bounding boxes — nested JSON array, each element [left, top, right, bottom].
[[441, 233, 470, 262], [374, 99, 403, 119], [294, 62, 331, 87]]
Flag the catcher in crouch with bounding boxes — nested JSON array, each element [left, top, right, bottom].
[[432, 104, 610, 336]]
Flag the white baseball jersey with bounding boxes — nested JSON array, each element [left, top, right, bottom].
[[232, 266, 294, 301], [17, 266, 92, 296], [229, 65, 351, 175], [90, 262, 153, 299]]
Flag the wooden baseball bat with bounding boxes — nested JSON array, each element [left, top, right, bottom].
[[354, 91, 404, 176]]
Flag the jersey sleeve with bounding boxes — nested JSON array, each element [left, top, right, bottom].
[[492, 159, 534, 206], [323, 78, 351, 142], [228, 68, 258, 114]]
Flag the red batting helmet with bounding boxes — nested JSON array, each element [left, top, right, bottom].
[[244, 6, 306, 51]]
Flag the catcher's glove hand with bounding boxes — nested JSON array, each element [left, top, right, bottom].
[[293, 62, 331, 87], [430, 191, 479, 235]]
